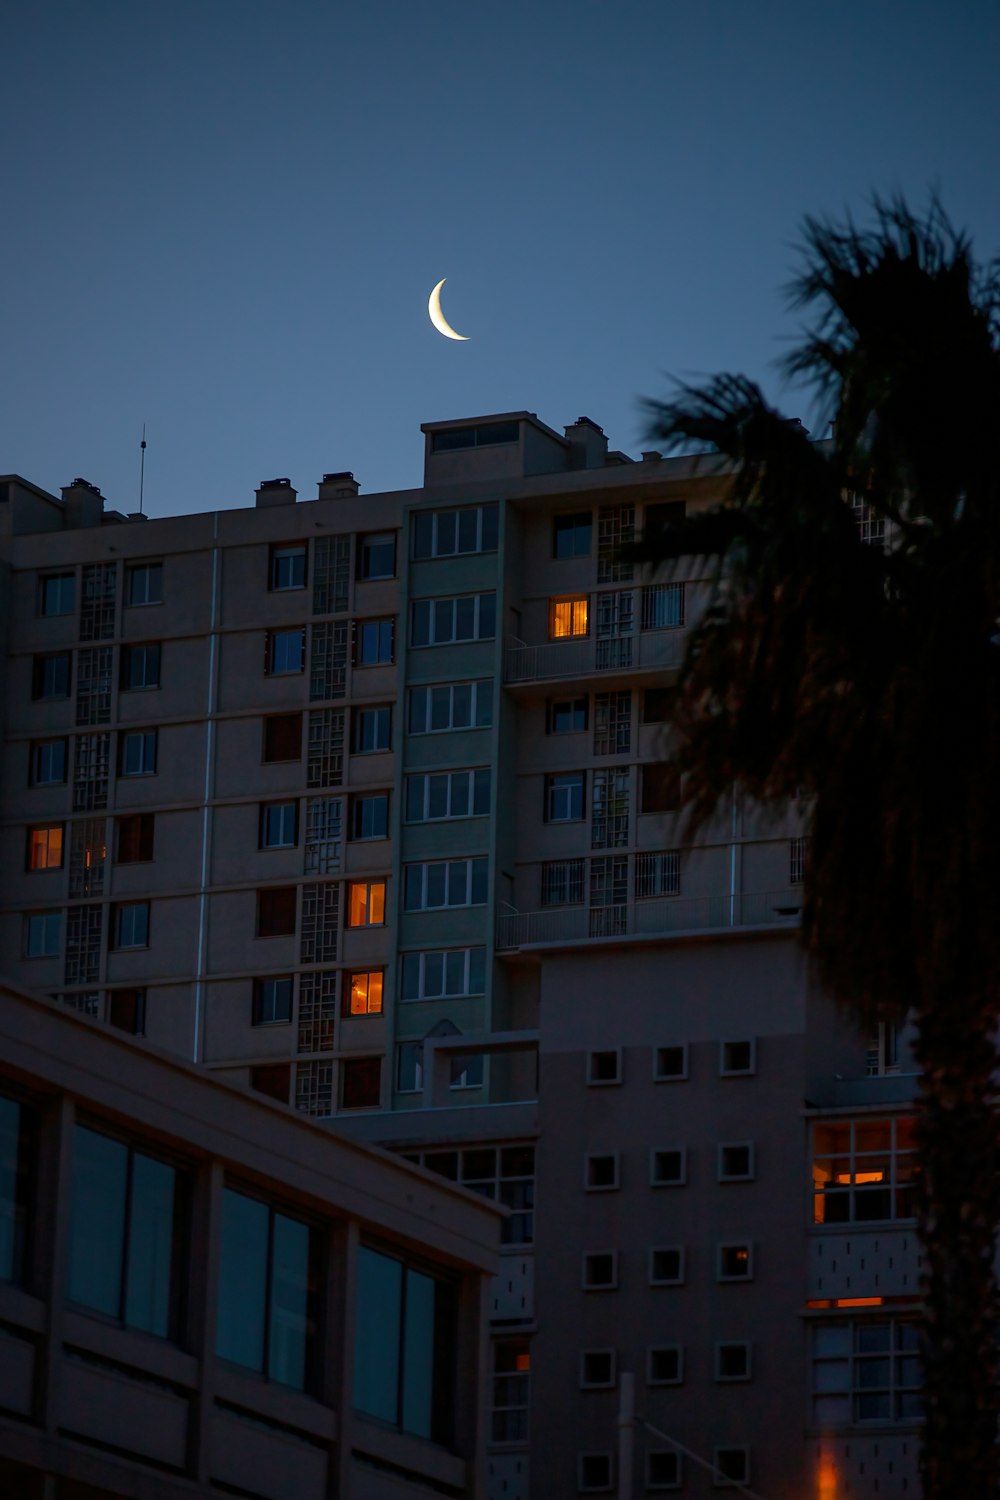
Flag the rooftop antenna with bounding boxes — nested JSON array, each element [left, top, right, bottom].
[[139, 424, 147, 515]]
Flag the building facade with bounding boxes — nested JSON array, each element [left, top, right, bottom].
[[0, 416, 919, 1498]]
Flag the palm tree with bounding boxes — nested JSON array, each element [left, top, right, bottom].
[[638, 200, 1000, 1499]]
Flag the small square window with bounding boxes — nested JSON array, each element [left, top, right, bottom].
[[715, 1342, 752, 1382], [344, 970, 384, 1016], [547, 696, 588, 734], [646, 1451, 682, 1490], [341, 1056, 381, 1109], [717, 1243, 754, 1281], [720, 1039, 756, 1077], [649, 1247, 685, 1286], [585, 1154, 619, 1191], [257, 886, 297, 937], [111, 902, 150, 950], [251, 1063, 291, 1103], [119, 729, 158, 777], [582, 1251, 618, 1290], [40, 573, 76, 616], [269, 543, 306, 591], [24, 911, 62, 958], [120, 643, 161, 690], [266, 628, 305, 675], [578, 1454, 613, 1493], [718, 1142, 755, 1182], [553, 512, 593, 559], [587, 1050, 621, 1086], [650, 1148, 686, 1187], [127, 562, 163, 606], [262, 712, 302, 762], [26, 824, 65, 871], [30, 738, 68, 785], [579, 1349, 616, 1389], [32, 652, 71, 700], [260, 802, 298, 849], [252, 976, 293, 1025], [359, 532, 396, 580], [353, 705, 391, 753], [654, 1044, 688, 1081], [108, 988, 146, 1035], [713, 1448, 750, 1488], [647, 1345, 683, 1385]]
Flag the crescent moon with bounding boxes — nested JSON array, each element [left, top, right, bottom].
[[428, 278, 470, 341]]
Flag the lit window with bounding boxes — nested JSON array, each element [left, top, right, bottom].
[[354, 618, 394, 665], [549, 596, 589, 639], [345, 970, 384, 1016], [252, 977, 293, 1025], [39, 573, 75, 616], [545, 772, 584, 822], [359, 532, 396, 579], [26, 824, 64, 871], [111, 902, 150, 950], [120, 643, 161, 690], [347, 880, 386, 927], [119, 729, 158, 777], [354, 1245, 458, 1442], [127, 562, 163, 606], [24, 911, 62, 958], [265, 628, 305, 675], [32, 652, 71, 700], [353, 705, 391, 752], [30, 738, 68, 785], [717, 1243, 753, 1281], [553, 512, 592, 559], [269, 544, 306, 591], [812, 1116, 916, 1224], [260, 802, 298, 849]]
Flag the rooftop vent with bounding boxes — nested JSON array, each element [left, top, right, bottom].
[[319, 471, 360, 499], [255, 477, 297, 508]]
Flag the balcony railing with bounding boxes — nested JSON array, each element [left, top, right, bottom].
[[504, 628, 687, 685], [495, 888, 802, 952]]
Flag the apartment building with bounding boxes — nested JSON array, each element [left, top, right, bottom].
[[0, 415, 920, 1499]]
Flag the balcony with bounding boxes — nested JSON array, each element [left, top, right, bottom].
[[495, 888, 802, 952], [503, 628, 687, 686]]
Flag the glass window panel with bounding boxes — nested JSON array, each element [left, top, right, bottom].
[[433, 599, 454, 643], [856, 1392, 892, 1420], [404, 867, 423, 910], [269, 1213, 311, 1389], [473, 769, 491, 814], [401, 953, 421, 1000], [855, 1122, 892, 1152], [471, 858, 488, 905], [450, 773, 469, 817], [428, 775, 449, 818], [475, 679, 493, 726], [427, 863, 447, 907], [481, 504, 499, 550], [814, 1326, 851, 1357], [469, 947, 486, 994], [425, 951, 445, 997], [402, 1270, 436, 1437], [368, 882, 385, 924], [814, 1360, 851, 1393], [354, 1248, 402, 1425], [125, 1153, 176, 1337], [446, 862, 468, 905], [412, 512, 433, 559], [411, 601, 431, 647], [405, 777, 425, 821], [454, 596, 474, 639], [68, 1127, 128, 1318], [814, 1395, 851, 1425], [479, 593, 496, 638], [430, 686, 451, 729], [856, 1323, 892, 1353], [445, 950, 466, 995], [0, 1097, 24, 1282], [457, 509, 478, 552], [452, 682, 472, 726], [216, 1189, 269, 1372]]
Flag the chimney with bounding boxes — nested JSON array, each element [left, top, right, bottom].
[[318, 471, 360, 500], [61, 477, 104, 529], [641, 450, 663, 463], [255, 477, 297, 508], [564, 416, 608, 471]]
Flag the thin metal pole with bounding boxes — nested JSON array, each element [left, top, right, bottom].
[[617, 1371, 635, 1500], [139, 423, 147, 514], [640, 1414, 767, 1500]]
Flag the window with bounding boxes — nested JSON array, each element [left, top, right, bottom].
[[867, 1021, 901, 1077], [404, 859, 488, 911], [359, 531, 397, 579], [410, 592, 496, 646], [127, 562, 163, 606], [636, 851, 680, 898], [354, 1245, 457, 1443], [411, 503, 498, 559], [116, 813, 155, 863], [251, 1064, 291, 1102], [27, 824, 64, 871], [641, 581, 686, 630], [553, 512, 592, 559], [405, 769, 490, 822], [640, 763, 680, 814], [541, 859, 585, 905], [549, 596, 589, 638], [118, 728, 158, 777], [812, 1320, 921, 1425], [547, 696, 588, 734], [580, 1349, 615, 1388], [849, 492, 888, 548], [40, 572, 76, 616], [587, 1049, 621, 1085], [347, 880, 386, 927], [578, 1454, 613, 1493], [111, 902, 150, 949], [262, 712, 302, 762], [716, 1342, 752, 1382], [585, 1154, 619, 1191], [593, 691, 630, 755], [252, 977, 293, 1025], [717, 1242, 754, 1281], [545, 771, 584, 822], [108, 988, 146, 1035], [647, 1452, 681, 1490], [120, 643, 161, 690], [718, 1142, 755, 1182], [216, 1187, 319, 1390], [32, 652, 71, 700], [643, 500, 686, 540], [401, 947, 486, 1001], [651, 1148, 687, 1187], [647, 1345, 683, 1385], [269, 543, 306, 591], [354, 617, 394, 665], [30, 738, 68, 785], [430, 421, 518, 453], [344, 970, 384, 1016], [259, 802, 298, 849], [350, 793, 389, 840], [582, 1251, 617, 1290], [408, 679, 493, 733], [0, 1092, 33, 1285], [353, 704, 391, 753], [341, 1056, 382, 1108], [790, 835, 807, 884], [450, 1052, 484, 1091], [266, 628, 305, 675], [654, 1044, 688, 1081], [713, 1449, 751, 1488], [649, 1247, 685, 1286], [413, 1144, 534, 1244], [257, 887, 297, 937], [492, 1337, 531, 1442], [642, 687, 675, 724], [67, 1125, 182, 1338], [24, 911, 61, 958], [720, 1038, 756, 1076], [813, 1116, 917, 1224]]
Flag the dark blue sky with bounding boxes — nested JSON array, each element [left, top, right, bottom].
[[4, 0, 998, 515]]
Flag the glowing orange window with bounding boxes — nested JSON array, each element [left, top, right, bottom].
[[549, 596, 589, 639], [27, 825, 64, 871], [346, 970, 384, 1015], [347, 880, 386, 928]]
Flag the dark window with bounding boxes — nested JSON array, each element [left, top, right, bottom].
[[354, 1245, 457, 1443], [260, 802, 298, 849], [353, 705, 391, 753], [355, 618, 394, 665], [40, 573, 76, 616], [116, 813, 154, 864], [24, 911, 61, 958], [359, 532, 396, 579], [67, 1124, 182, 1338], [251, 1064, 291, 1102], [262, 712, 302, 763], [341, 1056, 382, 1109], [252, 977, 294, 1025], [30, 738, 68, 785], [266, 628, 305, 675], [647, 1451, 681, 1487], [108, 988, 146, 1035], [547, 696, 588, 734], [119, 729, 158, 777], [216, 1187, 319, 1390], [351, 793, 389, 840], [643, 501, 686, 543], [127, 563, 163, 606], [642, 688, 675, 724], [257, 887, 297, 937], [0, 1092, 33, 1285], [411, 593, 495, 647], [655, 1045, 687, 1080], [545, 772, 585, 822], [553, 513, 592, 559], [640, 763, 680, 814], [269, 544, 306, 591], [411, 505, 498, 559], [120, 643, 161, 690], [32, 652, 71, 700], [430, 421, 519, 452], [111, 902, 150, 949]]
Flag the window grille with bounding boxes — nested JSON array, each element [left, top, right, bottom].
[[295, 1059, 335, 1118], [55, 991, 102, 1018], [595, 590, 634, 669], [597, 504, 635, 584], [75, 646, 113, 726], [541, 859, 585, 906], [312, 534, 351, 615], [304, 797, 343, 874], [79, 561, 117, 641], [297, 970, 337, 1053], [306, 709, 345, 788], [300, 882, 339, 965], [69, 818, 107, 898], [591, 768, 630, 849], [589, 856, 628, 936], [812, 1320, 921, 1425], [790, 836, 806, 884], [593, 691, 631, 756], [849, 492, 887, 548], [641, 581, 686, 630], [636, 851, 680, 898], [64, 904, 103, 986], [309, 620, 348, 701], [492, 1338, 531, 1442], [72, 733, 110, 811]]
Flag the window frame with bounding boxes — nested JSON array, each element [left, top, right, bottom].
[[115, 813, 155, 864], [579, 1348, 616, 1389], [259, 801, 299, 850], [716, 1242, 754, 1282], [545, 771, 585, 823], [650, 1147, 687, 1188], [265, 627, 305, 676], [411, 503, 499, 560], [653, 1044, 688, 1082], [720, 1038, 757, 1077], [268, 543, 307, 592], [26, 824, 65, 872], [32, 651, 72, 700], [346, 880, 387, 928], [111, 901, 150, 951], [120, 642, 162, 692], [358, 531, 397, 580], [548, 595, 589, 640], [581, 1250, 618, 1291], [39, 572, 76, 617], [405, 768, 491, 823], [30, 738, 68, 786], [118, 728, 158, 778], [343, 969, 384, 1017], [586, 1049, 622, 1086], [649, 1246, 686, 1287], [403, 858, 488, 912], [352, 704, 392, 754], [126, 561, 164, 607], [410, 592, 496, 648], [349, 792, 390, 841], [541, 859, 585, 906], [718, 1141, 755, 1183], [354, 617, 395, 666], [252, 976, 294, 1026], [407, 679, 493, 734], [647, 1344, 684, 1386], [715, 1341, 753, 1383], [400, 947, 486, 1002], [553, 512, 593, 559]]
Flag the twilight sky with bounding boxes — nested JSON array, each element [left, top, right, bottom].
[[3, 0, 998, 516]]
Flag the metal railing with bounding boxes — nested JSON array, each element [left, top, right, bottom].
[[495, 889, 802, 951], [503, 627, 688, 685]]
